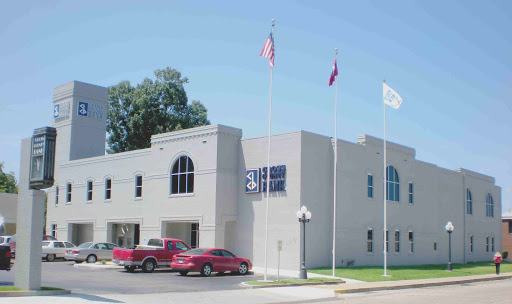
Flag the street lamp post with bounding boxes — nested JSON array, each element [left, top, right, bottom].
[[296, 206, 312, 280], [445, 221, 454, 272]]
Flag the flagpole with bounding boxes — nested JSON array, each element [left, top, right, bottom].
[[332, 48, 338, 277], [263, 18, 275, 282], [382, 80, 388, 277]]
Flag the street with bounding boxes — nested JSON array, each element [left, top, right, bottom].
[[315, 279, 512, 304]]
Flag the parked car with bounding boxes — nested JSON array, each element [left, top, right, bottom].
[[170, 248, 252, 276], [113, 238, 190, 273], [0, 245, 11, 271], [65, 242, 118, 263], [42, 241, 76, 261], [8, 234, 58, 258], [0, 236, 12, 246]]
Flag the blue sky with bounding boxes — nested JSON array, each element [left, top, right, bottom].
[[1, 1, 511, 213]]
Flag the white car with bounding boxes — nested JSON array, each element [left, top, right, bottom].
[[0, 236, 12, 246], [42, 241, 76, 262]]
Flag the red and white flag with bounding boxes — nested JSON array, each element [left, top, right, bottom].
[[329, 59, 338, 86], [260, 32, 275, 68]]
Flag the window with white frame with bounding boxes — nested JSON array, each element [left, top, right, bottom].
[[486, 194, 494, 217], [486, 236, 489, 252], [66, 183, 72, 203], [367, 228, 373, 253], [190, 223, 199, 248], [87, 180, 93, 201], [408, 182, 413, 204], [171, 156, 194, 194], [408, 231, 414, 253], [394, 230, 400, 253], [51, 224, 57, 238], [55, 185, 59, 205], [466, 189, 473, 215], [105, 178, 112, 200], [386, 166, 399, 201], [135, 175, 142, 198], [385, 230, 389, 253], [367, 174, 373, 198], [470, 235, 473, 253]]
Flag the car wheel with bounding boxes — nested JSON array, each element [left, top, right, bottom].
[[142, 259, 156, 273], [124, 266, 136, 273], [179, 270, 189, 276], [201, 263, 212, 277], [86, 255, 97, 263], [46, 254, 56, 262], [238, 262, 249, 275]]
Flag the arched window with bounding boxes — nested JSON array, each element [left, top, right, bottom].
[[386, 166, 399, 201], [466, 189, 473, 215], [171, 156, 194, 194], [486, 193, 494, 217]]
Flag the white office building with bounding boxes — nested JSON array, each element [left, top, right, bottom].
[[46, 81, 502, 271]]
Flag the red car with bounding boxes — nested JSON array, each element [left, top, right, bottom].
[[171, 248, 252, 276]]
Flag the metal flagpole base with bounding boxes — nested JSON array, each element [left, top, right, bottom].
[[299, 268, 308, 280]]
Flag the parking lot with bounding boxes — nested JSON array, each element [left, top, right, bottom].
[[0, 260, 271, 294]]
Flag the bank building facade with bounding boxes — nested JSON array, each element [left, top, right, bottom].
[[46, 81, 502, 271]]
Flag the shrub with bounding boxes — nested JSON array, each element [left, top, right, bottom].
[[503, 250, 508, 259]]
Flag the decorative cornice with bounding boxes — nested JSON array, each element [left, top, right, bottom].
[[151, 124, 242, 146], [357, 134, 416, 158]]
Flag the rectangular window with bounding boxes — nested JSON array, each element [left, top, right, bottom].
[[367, 174, 373, 198], [408, 231, 414, 253], [434, 242, 437, 251], [55, 186, 59, 205], [509, 222, 512, 234], [408, 182, 413, 204], [470, 236, 473, 253], [492, 237, 495, 252], [486, 237, 489, 252], [135, 175, 142, 198], [191, 223, 199, 248], [51, 224, 57, 238], [385, 230, 389, 253], [367, 229, 373, 253], [66, 183, 72, 203], [105, 178, 112, 200], [394, 230, 400, 253], [87, 180, 93, 201]]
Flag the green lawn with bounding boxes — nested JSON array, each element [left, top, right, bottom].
[[0, 287, 23, 291], [311, 261, 511, 282], [245, 277, 342, 286]]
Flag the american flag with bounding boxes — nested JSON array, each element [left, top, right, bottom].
[[260, 32, 275, 68], [329, 58, 338, 86]]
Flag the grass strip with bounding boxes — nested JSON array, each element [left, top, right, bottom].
[[311, 261, 512, 282]]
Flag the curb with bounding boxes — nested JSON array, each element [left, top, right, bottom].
[[0, 289, 71, 297], [73, 263, 122, 270], [241, 280, 345, 289], [334, 274, 512, 294]]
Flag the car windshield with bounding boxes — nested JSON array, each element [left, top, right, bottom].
[[184, 248, 208, 256], [78, 242, 93, 249], [42, 241, 50, 247]]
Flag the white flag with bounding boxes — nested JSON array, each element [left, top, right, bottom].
[[383, 82, 403, 109]]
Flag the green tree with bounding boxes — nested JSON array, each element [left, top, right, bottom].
[[107, 67, 210, 153], [0, 162, 18, 194]]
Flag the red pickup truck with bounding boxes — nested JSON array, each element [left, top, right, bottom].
[[112, 238, 190, 273]]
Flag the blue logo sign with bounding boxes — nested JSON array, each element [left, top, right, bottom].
[[78, 101, 88, 117], [246, 169, 260, 193], [53, 105, 59, 118], [262, 165, 286, 192]]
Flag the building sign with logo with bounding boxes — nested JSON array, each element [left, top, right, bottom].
[[29, 127, 57, 190], [245, 165, 286, 193], [53, 101, 70, 123], [78, 101, 104, 120]]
